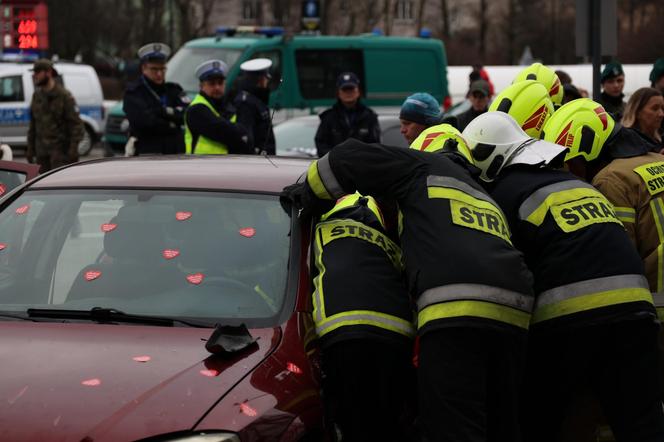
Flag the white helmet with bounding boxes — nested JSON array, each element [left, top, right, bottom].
[[462, 112, 567, 182]]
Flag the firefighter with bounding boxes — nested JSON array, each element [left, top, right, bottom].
[[462, 110, 664, 442], [488, 79, 554, 138], [514, 62, 564, 109], [313, 193, 414, 441], [184, 60, 252, 155], [282, 125, 534, 441]]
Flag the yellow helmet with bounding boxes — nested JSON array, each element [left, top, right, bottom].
[[320, 192, 385, 229], [489, 80, 554, 139], [409, 123, 473, 163], [513, 63, 563, 107], [541, 98, 616, 162]]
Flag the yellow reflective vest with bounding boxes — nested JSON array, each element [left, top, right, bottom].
[[184, 94, 237, 155]]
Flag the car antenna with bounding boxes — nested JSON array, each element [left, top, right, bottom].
[[263, 150, 277, 167]]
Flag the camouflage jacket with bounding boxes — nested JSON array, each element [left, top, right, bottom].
[[27, 83, 84, 156]]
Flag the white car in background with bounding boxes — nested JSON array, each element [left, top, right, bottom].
[[0, 61, 105, 156], [274, 114, 407, 157]]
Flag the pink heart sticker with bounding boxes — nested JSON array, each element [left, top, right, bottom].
[[101, 223, 117, 233], [240, 402, 258, 416], [187, 273, 204, 285], [0, 243, 6, 251], [81, 378, 101, 387], [162, 249, 180, 260], [84, 270, 101, 281], [0, 184, 6, 196], [200, 369, 219, 377], [239, 227, 256, 238], [175, 211, 192, 221], [132, 355, 151, 363], [15, 205, 29, 215]]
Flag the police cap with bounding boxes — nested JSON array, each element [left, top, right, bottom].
[[137, 42, 171, 63], [240, 58, 273, 78], [195, 59, 229, 81], [336, 72, 360, 89], [600, 61, 624, 83]]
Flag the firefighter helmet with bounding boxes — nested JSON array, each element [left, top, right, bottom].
[[488, 80, 554, 139], [320, 192, 385, 229], [513, 63, 564, 107], [410, 123, 473, 162]]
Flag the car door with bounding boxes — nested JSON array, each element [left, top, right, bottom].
[[0, 72, 31, 147], [0, 161, 40, 198]]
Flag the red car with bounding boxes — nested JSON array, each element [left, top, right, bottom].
[[0, 156, 325, 441]]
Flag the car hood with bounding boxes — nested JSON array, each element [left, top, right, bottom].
[[0, 322, 280, 441]]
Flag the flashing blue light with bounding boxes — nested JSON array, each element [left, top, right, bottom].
[[372, 27, 383, 36], [215, 26, 284, 37], [419, 28, 432, 38]]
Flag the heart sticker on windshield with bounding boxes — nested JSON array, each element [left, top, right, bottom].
[[239, 227, 256, 238], [162, 249, 180, 260], [15, 205, 29, 215], [81, 378, 101, 387], [0, 243, 6, 251], [187, 273, 204, 285], [132, 355, 151, 363], [176, 211, 192, 221], [101, 223, 117, 233], [0, 184, 6, 196], [84, 270, 102, 281], [200, 369, 219, 377]]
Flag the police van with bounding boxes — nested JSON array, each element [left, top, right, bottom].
[[0, 61, 105, 156], [104, 27, 450, 153]]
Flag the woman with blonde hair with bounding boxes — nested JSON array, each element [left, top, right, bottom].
[[622, 87, 664, 151]]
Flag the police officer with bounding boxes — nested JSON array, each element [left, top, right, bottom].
[[462, 110, 664, 441], [27, 58, 84, 172], [282, 126, 534, 441], [233, 58, 275, 155], [314, 72, 381, 157], [184, 60, 251, 155], [123, 42, 189, 155], [598, 61, 627, 122], [399, 92, 442, 145], [313, 193, 414, 441]]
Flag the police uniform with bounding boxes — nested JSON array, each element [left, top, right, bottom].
[[286, 140, 534, 441], [233, 59, 275, 155], [184, 60, 251, 155], [313, 194, 414, 441], [122, 43, 188, 155]]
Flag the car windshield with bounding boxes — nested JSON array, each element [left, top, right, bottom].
[[0, 189, 291, 327], [167, 46, 243, 93]]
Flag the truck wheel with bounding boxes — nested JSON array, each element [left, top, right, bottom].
[[78, 126, 95, 157]]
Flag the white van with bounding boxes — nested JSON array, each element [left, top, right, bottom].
[[0, 61, 104, 156]]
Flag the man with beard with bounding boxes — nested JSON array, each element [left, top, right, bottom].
[[26, 58, 83, 172], [123, 42, 189, 155], [234, 58, 276, 155], [184, 60, 252, 155]]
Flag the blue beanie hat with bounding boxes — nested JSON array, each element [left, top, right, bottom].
[[400, 93, 441, 126]]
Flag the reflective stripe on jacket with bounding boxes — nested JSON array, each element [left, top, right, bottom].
[[488, 165, 655, 330], [184, 94, 236, 155], [305, 142, 534, 334], [312, 217, 414, 344]]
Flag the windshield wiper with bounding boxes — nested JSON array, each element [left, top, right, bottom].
[[0, 312, 41, 322], [26, 307, 214, 328]]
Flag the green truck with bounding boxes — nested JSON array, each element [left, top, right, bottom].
[[104, 27, 450, 152]]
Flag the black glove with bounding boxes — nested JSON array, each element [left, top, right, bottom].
[[280, 182, 334, 218]]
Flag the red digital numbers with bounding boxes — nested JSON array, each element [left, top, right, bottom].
[[18, 34, 38, 49]]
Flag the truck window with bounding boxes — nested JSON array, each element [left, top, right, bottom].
[[168, 47, 243, 94], [0, 76, 24, 102], [295, 49, 364, 99]]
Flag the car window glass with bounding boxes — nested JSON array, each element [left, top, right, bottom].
[[0, 170, 26, 197], [382, 124, 408, 148], [295, 49, 364, 99], [274, 119, 318, 152], [0, 75, 24, 102], [0, 190, 291, 326]]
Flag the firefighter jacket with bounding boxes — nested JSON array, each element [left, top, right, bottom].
[[312, 207, 414, 348], [305, 140, 534, 335], [593, 152, 664, 319], [184, 93, 252, 155], [123, 77, 187, 155], [487, 165, 655, 333]]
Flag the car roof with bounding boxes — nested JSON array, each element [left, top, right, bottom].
[[0, 62, 97, 76], [30, 155, 311, 193]]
